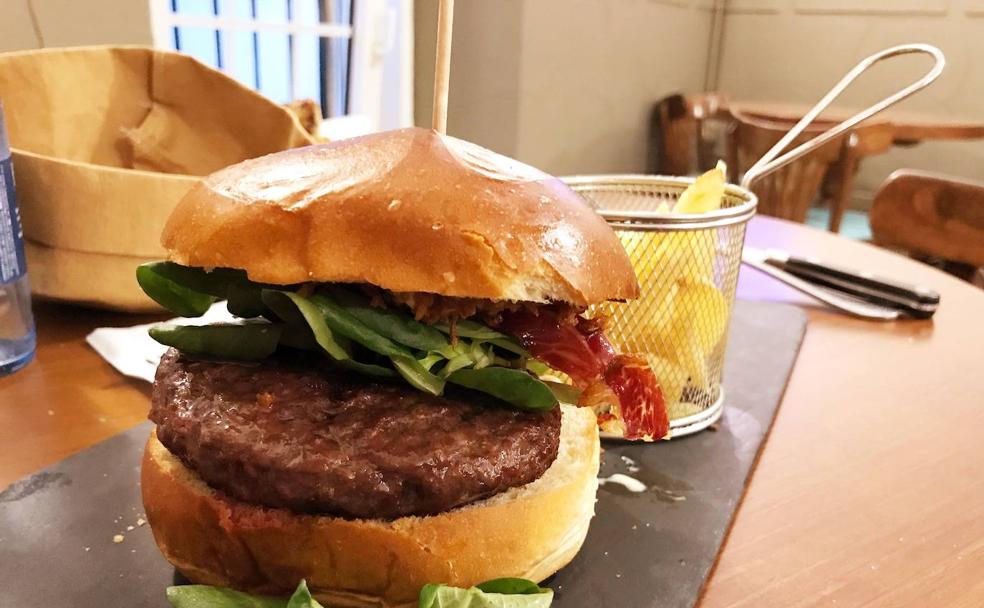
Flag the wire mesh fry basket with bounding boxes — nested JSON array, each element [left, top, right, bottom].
[[564, 176, 756, 437], [562, 43, 945, 439]]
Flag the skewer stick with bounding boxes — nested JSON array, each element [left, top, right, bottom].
[[431, 0, 455, 134]]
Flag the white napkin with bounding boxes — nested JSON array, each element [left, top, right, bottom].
[[86, 303, 235, 382]]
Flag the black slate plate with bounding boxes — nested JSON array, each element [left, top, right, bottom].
[[0, 300, 806, 607]]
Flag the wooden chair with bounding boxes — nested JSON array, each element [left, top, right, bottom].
[[825, 122, 895, 232], [732, 112, 895, 232], [870, 170, 984, 284], [732, 111, 846, 224], [647, 92, 736, 180], [651, 96, 893, 231]]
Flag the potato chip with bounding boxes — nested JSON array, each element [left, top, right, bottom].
[[601, 160, 733, 406], [679, 281, 729, 357], [649, 231, 717, 285], [673, 161, 726, 214], [612, 232, 683, 350], [651, 280, 728, 389]]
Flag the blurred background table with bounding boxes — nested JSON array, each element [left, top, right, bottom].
[[2, 217, 984, 606], [730, 100, 984, 145], [651, 94, 984, 239]]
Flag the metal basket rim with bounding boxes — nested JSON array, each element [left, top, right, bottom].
[[561, 174, 758, 229]]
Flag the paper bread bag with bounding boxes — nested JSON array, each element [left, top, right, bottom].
[[0, 45, 316, 311]]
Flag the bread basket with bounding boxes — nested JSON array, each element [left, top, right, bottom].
[[0, 46, 315, 311]]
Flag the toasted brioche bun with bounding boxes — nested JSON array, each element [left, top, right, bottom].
[[142, 405, 599, 608], [160, 127, 638, 306]]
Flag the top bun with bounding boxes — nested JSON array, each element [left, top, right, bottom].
[[161, 127, 638, 305]]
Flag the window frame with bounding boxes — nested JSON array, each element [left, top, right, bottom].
[[148, 0, 413, 134]]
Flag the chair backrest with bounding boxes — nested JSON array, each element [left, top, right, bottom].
[[870, 170, 984, 267], [733, 111, 846, 224], [647, 92, 734, 178]]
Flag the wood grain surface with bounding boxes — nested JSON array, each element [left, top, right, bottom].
[[729, 100, 984, 144], [705, 217, 984, 607], [2, 216, 983, 606], [0, 306, 162, 484]]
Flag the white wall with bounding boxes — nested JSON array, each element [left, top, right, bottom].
[[717, 0, 984, 207], [415, 0, 527, 157], [517, 0, 714, 175], [416, 0, 714, 175], [15, 0, 970, 202]]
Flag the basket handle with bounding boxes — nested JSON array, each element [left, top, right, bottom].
[[740, 43, 945, 190]]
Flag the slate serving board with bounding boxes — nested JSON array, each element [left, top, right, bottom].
[[0, 300, 806, 608]]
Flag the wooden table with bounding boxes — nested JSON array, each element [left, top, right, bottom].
[[730, 100, 984, 145], [3, 217, 984, 606], [0, 306, 162, 484]]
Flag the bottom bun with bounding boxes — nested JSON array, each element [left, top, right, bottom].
[[141, 405, 600, 608]]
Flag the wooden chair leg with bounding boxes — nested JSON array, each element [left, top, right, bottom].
[[973, 267, 984, 290], [829, 140, 859, 233]]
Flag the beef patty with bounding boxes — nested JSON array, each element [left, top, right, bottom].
[[150, 349, 561, 519]]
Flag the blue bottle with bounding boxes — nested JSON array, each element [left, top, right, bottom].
[[0, 100, 35, 375]]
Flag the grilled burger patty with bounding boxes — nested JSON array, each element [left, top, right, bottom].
[[150, 349, 562, 519]]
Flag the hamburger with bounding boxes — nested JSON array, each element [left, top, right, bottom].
[[137, 127, 669, 607]]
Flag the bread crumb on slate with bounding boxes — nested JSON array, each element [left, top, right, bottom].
[[113, 534, 124, 543]]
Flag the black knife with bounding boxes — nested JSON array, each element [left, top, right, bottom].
[[742, 247, 940, 319]]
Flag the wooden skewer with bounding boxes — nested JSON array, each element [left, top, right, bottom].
[[431, 0, 455, 134]]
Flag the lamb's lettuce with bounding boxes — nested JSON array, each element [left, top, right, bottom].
[[164, 578, 552, 608], [419, 578, 553, 608], [448, 368, 558, 411], [166, 579, 322, 608], [148, 323, 282, 361], [137, 262, 561, 412]]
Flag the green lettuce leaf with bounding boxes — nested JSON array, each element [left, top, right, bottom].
[[226, 282, 269, 318], [418, 351, 446, 371], [447, 368, 558, 411], [263, 291, 399, 378], [262, 291, 349, 360], [336, 358, 400, 378], [309, 294, 446, 395], [285, 581, 324, 608], [136, 263, 217, 317], [148, 323, 282, 361], [309, 294, 413, 358], [433, 320, 529, 357], [136, 262, 560, 412], [390, 355, 446, 395], [324, 286, 455, 356], [475, 579, 550, 595], [164, 579, 550, 608], [165, 580, 323, 608], [137, 262, 281, 318], [484, 338, 530, 358], [434, 319, 508, 341], [439, 353, 477, 379], [139, 262, 249, 298], [418, 579, 553, 608]]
